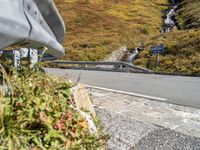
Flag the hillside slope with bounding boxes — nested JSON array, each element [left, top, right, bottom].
[[134, 0, 200, 75], [55, 0, 168, 61], [177, 0, 200, 29], [55, 0, 200, 75], [134, 30, 200, 75]]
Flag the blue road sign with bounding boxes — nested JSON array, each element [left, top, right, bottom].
[[151, 45, 164, 54]]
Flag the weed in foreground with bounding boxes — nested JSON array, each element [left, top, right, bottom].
[[0, 67, 108, 149]]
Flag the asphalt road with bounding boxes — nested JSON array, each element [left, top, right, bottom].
[[45, 68, 200, 109]]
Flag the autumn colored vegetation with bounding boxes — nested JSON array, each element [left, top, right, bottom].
[[134, 0, 200, 75], [176, 0, 200, 29], [55, 0, 200, 74], [55, 0, 168, 61], [0, 67, 107, 149]]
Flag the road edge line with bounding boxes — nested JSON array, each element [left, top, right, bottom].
[[85, 85, 167, 101]]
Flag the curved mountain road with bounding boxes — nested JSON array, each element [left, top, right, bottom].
[[45, 68, 200, 109]]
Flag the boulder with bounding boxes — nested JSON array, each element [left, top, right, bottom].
[[71, 83, 96, 117]]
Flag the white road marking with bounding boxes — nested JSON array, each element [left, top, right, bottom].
[[85, 84, 167, 101]]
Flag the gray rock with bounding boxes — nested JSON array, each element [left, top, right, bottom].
[[104, 46, 127, 62]]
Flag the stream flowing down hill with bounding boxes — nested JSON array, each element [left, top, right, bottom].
[[161, 2, 179, 33]]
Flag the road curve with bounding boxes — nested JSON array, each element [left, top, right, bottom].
[[45, 68, 200, 109]]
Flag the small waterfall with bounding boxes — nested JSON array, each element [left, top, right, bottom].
[[161, 1, 179, 33]]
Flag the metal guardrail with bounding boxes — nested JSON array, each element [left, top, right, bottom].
[[49, 61, 200, 77], [0, 0, 65, 58], [51, 61, 151, 73]]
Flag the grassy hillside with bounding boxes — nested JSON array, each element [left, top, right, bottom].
[[176, 0, 200, 29], [55, 0, 168, 61], [134, 29, 200, 75], [134, 0, 200, 75], [55, 0, 200, 75]]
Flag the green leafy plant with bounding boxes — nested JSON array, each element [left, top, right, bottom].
[[0, 67, 107, 149]]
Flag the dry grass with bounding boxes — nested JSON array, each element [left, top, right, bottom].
[[54, 0, 200, 75], [134, 29, 200, 75], [177, 0, 200, 29], [134, 0, 200, 75], [55, 0, 168, 61]]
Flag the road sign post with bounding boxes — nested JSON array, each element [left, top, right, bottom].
[[150, 45, 164, 67], [156, 54, 159, 67]]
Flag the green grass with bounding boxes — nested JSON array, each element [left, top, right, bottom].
[[0, 66, 107, 149]]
